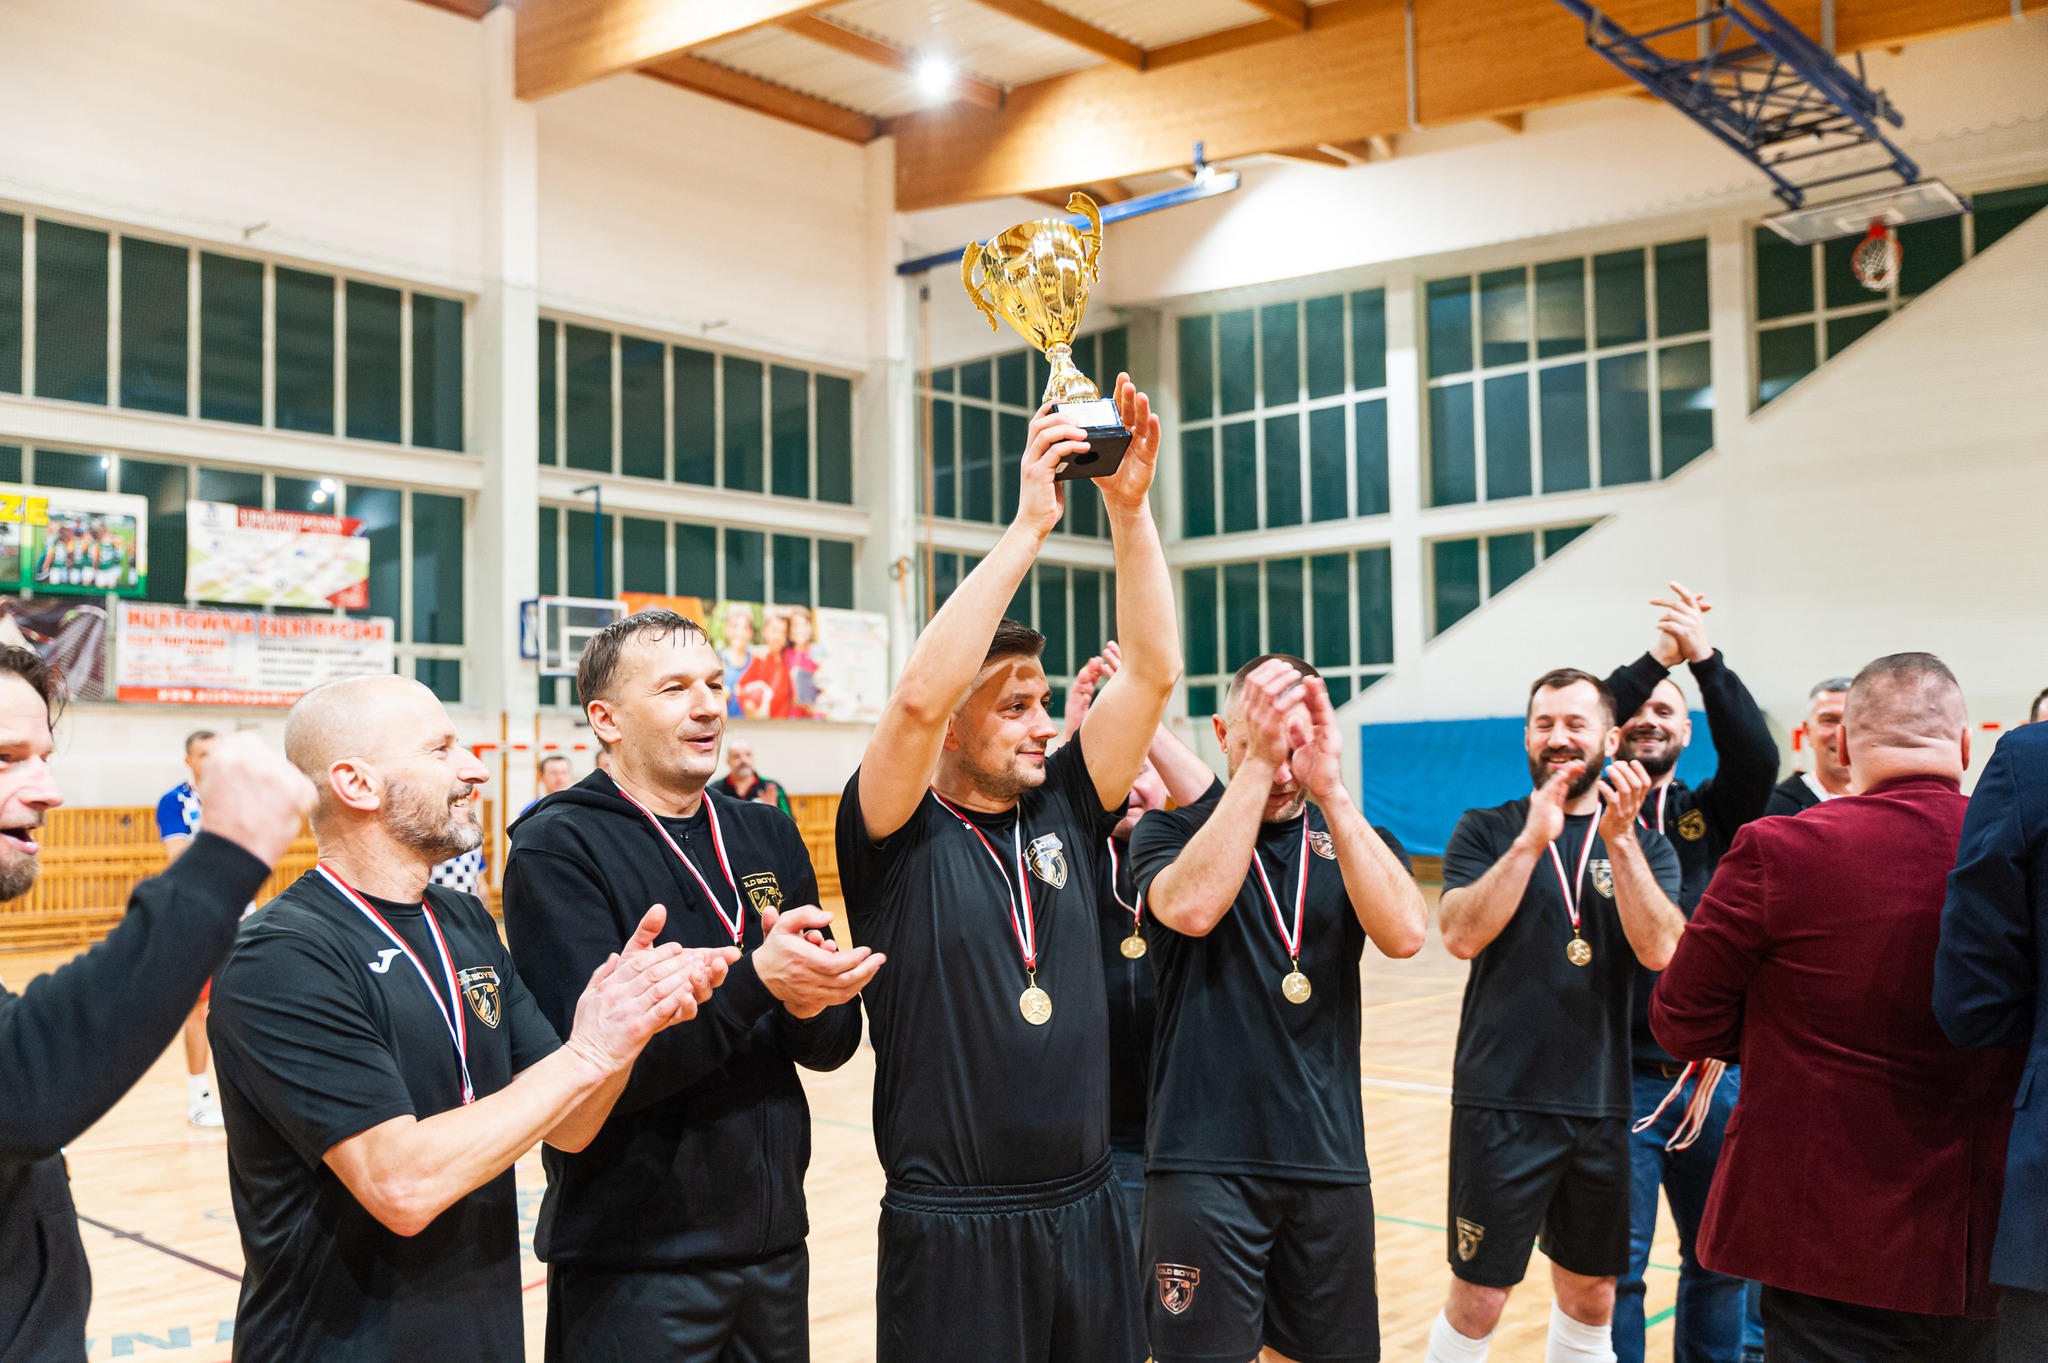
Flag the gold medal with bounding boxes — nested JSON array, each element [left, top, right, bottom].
[[1119, 933, 1147, 960], [1281, 969, 1312, 1004], [1019, 985, 1053, 1025], [1567, 936, 1593, 967]]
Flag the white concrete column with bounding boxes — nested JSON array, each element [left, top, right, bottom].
[[1381, 270, 1427, 669], [857, 136, 918, 679], [1706, 219, 1753, 460]]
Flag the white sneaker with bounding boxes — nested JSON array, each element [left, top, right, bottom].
[[188, 1092, 224, 1129]]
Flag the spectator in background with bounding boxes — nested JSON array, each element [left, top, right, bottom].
[[157, 728, 225, 1127], [2026, 687, 2048, 726], [739, 613, 795, 719], [1765, 678, 1853, 816], [523, 753, 574, 816], [718, 604, 757, 718], [712, 738, 791, 816]]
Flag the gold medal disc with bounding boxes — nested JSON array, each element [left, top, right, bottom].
[[1019, 985, 1053, 1025], [1281, 970, 1312, 1004], [1119, 934, 1147, 960], [1566, 937, 1593, 967]]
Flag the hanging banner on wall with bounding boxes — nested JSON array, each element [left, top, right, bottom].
[[115, 602, 395, 706], [185, 502, 370, 609], [0, 484, 149, 599], [0, 596, 109, 700], [616, 593, 889, 723]]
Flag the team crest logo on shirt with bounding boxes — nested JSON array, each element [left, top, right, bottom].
[[1456, 1218, 1486, 1262], [1155, 1264, 1201, 1315], [742, 871, 783, 916], [457, 966, 501, 1029], [1307, 829, 1336, 860], [1590, 859, 1615, 899], [1025, 833, 1068, 890], [1677, 808, 1707, 842]]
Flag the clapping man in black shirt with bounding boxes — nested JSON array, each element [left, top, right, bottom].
[[505, 609, 881, 1363], [1131, 655, 1425, 1363], [1426, 669, 1684, 1363], [210, 674, 725, 1361], [835, 377, 1177, 1363]]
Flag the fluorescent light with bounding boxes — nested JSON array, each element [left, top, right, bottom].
[[916, 56, 955, 100]]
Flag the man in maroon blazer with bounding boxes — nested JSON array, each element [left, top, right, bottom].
[[1650, 653, 2023, 1363]]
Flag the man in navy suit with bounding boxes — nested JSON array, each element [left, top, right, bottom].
[[1935, 718, 2048, 1358]]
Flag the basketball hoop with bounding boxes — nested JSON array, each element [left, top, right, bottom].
[[1850, 222, 1901, 291]]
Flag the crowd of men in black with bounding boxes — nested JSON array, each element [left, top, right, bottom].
[[3, 378, 2047, 1363]]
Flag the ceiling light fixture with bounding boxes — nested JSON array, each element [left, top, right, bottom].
[[916, 56, 956, 101]]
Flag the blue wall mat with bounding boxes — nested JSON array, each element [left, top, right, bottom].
[[1357, 713, 1719, 858]]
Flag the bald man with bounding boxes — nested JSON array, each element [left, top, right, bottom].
[[1652, 654, 2023, 1363], [209, 675, 731, 1361]]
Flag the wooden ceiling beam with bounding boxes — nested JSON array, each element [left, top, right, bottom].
[[1270, 145, 1351, 167], [776, 14, 1005, 110], [968, 0, 1146, 70], [1145, 17, 1300, 69], [641, 52, 879, 142], [1241, 0, 1310, 30], [514, 0, 831, 100]]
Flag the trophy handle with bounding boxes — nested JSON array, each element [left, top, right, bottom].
[[960, 244, 1002, 332], [1067, 192, 1103, 279]]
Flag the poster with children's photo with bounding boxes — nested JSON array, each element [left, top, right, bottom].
[[0, 485, 150, 599], [695, 598, 884, 721]]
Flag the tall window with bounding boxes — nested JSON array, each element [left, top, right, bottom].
[[1181, 549, 1395, 716], [1430, 523, 1595, 637]]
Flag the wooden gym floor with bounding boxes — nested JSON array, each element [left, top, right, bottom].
[[10, 889, 1688, 1362]]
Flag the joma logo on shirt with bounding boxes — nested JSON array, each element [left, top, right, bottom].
[[458, 966, 501, 1029], [1025, 833, 1068, 889]]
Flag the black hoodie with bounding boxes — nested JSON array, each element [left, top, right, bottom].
[[503, 771, 861, 1267]]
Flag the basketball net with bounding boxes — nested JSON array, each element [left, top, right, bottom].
[[1851, 221, 1901, 292]]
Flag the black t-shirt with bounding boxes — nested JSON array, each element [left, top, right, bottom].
[[1132, 799, 1410, 1182], [210, 873, 562, 1361], [837, 735, 1123, 1187], [1442, 801, 1681, 1119]]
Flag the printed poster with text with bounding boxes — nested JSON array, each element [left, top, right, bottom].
[[185, 501, 370, 609], [117, 602, 395, 706]]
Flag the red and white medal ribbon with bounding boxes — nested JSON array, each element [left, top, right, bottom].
[[1545, 807, 1602, 940], [614, 783, 747, 947], [1632, 1059, 1730, 1151], [932, 792, 1037, 974], [1105, 837, 1141, 932], [317, 864, 475, 1106], [1637, 785, 1669, 837], [1248, 819, 1309, 965]]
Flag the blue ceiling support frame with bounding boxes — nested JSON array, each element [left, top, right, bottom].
[[1553, 0, 1923, 209]]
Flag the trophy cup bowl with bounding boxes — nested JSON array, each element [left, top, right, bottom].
[[960, 192, 1132, 481]]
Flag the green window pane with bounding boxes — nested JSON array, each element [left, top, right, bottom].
[[1483, 372, 1532, 500], [929, 398, 957, 518], [1308, 405, 1347, 523], [275, 476, 333, 512], [1426, 276, 1473, 377], [411, 492, 464, 645], [1429, 382, 1476, 506], [416, 659, 461, 703], [1897, 214, 1963, 297], [1305, 295, 1345, 399], [817, 373, 853, 503], [1534, 258, 1587, 358], [196, 466, 259, 506], [35, 449, 107, 492], [996, 350, 1028, 408], [928, 366, 954, 392], [0, 446, 16, 482], [36, 221, 109, 404], [1188, 684, 1219, 720], [1354, 398, 1389, 517], [1754, 228, 1813, 320], [1658, 341, 1713, 475], [1593, 248, 1647, 349], [1263, 413, 1301, 528], [1265, 557, 1304, 660], [1479, 268, 1529, 368], [277, 269, 336, 436], [771, 364, 810, 498], [1029, 351, 1050, 405], [960, 406, 993, 523], [1184, 566, 1218, 676], [1544, 523, 1590, 557], [1310, 553, 1351, 668], [1598, 352, 1652, 485], [773, 533, 811, 606], [564, 325, 613, 472], [1100, 328, 1128, 390], [1221, 421, 1258, 532], [1181, 427, 1215, 538], [1071, 568, 1102, 661], [1757, 323, 1815, 404], [345, 281, 403, 442], [1655, 238, 1709, 337], [1260, 301, 1299, 408], [1005, 571, 1032, 635], [1351, 289, 1387, 391], [411, 294, 465, 451], [998, 412, 1026, 522], [536, 319, 557, 465], [1072, 335, 1099, 390], [1488, 531, 1536, 595], [723, 355, 764, 491], [1324, 676, 1353, 706], [1972, 182, 2048, 253], [1218, 310, 1256, 414], [118, 459, 187, 603], [1178, 314, 1213, 421], [1432, 538, 1482, 636], [199, 253, 263, 425], [1359, 548, 1392, 663], [958, 358, 991, 400], [537, 505, 558, 594], [674, 347, 715, 484], [1540, 362, 1590, 492], [930, 552, 959, 615], [1826, 310, 1886, 358], [818, 539, 854, 610], [1823, 232, 1877, 310], [622, 517, 665, 594], [120, 238, 188, 415], [0, 213, 20, 394], [1065, 475, 1101, 539], [565, 509, 613, 599], [358, 486, 404, 624], [723, 527, 764, 602], [675, 522, 716, 597], [613, 336, 662, 479], [1223, 562, 1261, 671], [1037, 563, 1069, 676]]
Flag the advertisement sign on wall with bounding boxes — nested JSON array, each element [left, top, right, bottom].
[[617, 593, 890, 723], [116, 602, 395, 707], [0, 484, 149, 599], [185, 502, 370, 609]]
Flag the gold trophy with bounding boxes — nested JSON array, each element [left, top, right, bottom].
[[961, 192, 1131, 480]]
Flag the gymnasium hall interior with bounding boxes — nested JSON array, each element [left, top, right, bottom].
[[2, 0, 2045, 1360]]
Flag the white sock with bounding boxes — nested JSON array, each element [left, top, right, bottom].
[[1427, 1310, 1491, 1363], [187, 1073, 212, 1103], [1545, 1303, 1614, 1363]]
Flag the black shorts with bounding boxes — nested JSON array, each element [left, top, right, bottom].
[[1446, 1106, 1630, 1287], [1142, 1171, 1380, 1363], [876, 1153, 1144, 1363], [544, 1241, 808, 1363]]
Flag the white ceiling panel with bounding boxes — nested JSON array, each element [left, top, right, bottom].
[[1061, 0, 1269, 49], [696, 25, 927, 118], [824, 0, 1101, 87]]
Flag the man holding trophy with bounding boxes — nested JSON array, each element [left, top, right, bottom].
[[835, 194, 1178, 1363]]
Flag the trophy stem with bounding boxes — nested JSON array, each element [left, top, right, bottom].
[[1041, 342, 1101, 407]]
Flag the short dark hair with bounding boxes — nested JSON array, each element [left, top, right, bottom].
[[1225, 653, 1319, 707], [983, 617, 1046, 669], [1810, 677, 1853, 700], [2031, 687, 2048, 724], [1851, 651, 1958, 697], [577, 609, 710, 705], [539, 753, 571, 770], [0, 647, 60, 729], [1528, 667, 1615, 725], [184, 729, 217, 752]]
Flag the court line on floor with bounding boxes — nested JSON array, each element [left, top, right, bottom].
[[76, 1213, 241, 1283]]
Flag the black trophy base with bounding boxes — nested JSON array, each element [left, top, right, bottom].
[[1051, 399, 1131, 481]]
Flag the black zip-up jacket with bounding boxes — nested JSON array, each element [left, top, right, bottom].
[[503, 772, 862, 1267], [1607, 649, 1779, 1066], [0, 834, 269, 1363]]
